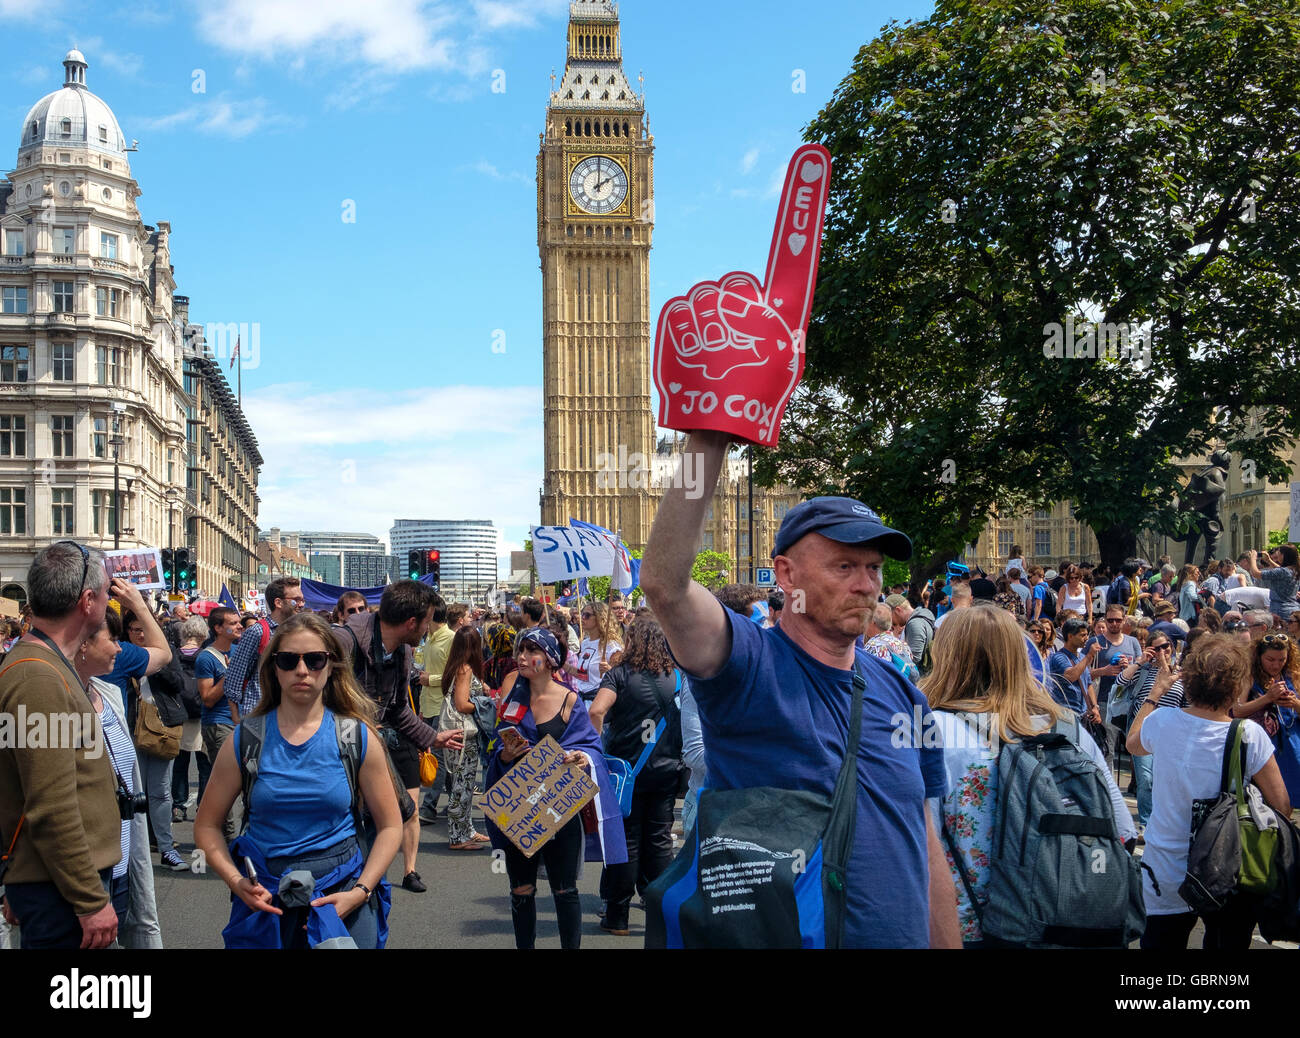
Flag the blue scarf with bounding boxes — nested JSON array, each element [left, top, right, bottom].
[[485, 675, 627, 865]]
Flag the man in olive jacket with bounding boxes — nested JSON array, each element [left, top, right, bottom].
[[0, 542, 119, 948]]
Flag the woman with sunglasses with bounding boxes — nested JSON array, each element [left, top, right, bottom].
[[1026, 622, 1051, 665], [486, 627, 626, 949], [1234, 633, 1300, 804], [562, 602, 623, 703], [1114, 634, 1184, 835], [1058, 565, 1093, 628], [195, 612, 401, 949]]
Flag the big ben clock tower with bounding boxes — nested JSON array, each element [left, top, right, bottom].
[[538, 0, 655, 547]]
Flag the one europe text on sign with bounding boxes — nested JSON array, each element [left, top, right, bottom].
[[483, 736, 597, 858]]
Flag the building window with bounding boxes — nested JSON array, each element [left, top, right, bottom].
[[96, 346, 126, 385], [60, 118, 71, 137], [1033, 509, 1050, 520], [95, 288, 123, 317], [52, 415, 73, 457], [52, 281, 74, 313], [1035, 529, 1052, 559], [91, 416, 107, 458], [52, 488, 72, 536], [1068, 527, 1077, 556], [0, 345, 28, 382], [51, 342, 73, 381], [0, 415, 26, 457], [998, 530, 1013, 558], [4, 231, 22, 256], [98, 125, 108, 143], [1, 287, 28, 314], [0, 488, 26, 535], [55, 228, 74, 254], [99, 233, 118, 260], [91, 489, 116, 536]]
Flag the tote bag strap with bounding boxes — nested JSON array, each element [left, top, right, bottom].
[[821, 666, 867, 949]]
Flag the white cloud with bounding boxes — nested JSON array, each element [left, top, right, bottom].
[[469, 159, 531, 185], [469, 0, 570, 32], [134, 96, 284, 138], [243, 383, 543, 567], [195, 0, 459, 73], [0, 0, 63, 18], [740, 147, 759, 175]]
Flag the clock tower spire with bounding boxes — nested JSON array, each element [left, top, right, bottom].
[[538, 1, 655, 545]]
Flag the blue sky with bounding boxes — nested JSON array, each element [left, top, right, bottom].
[[1, 0, 934, 574]]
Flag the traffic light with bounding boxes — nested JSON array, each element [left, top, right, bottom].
[[408, 549, 423, 580], [427, 549, 440, 589], [187, 548, 198, 591], [174, 548, 190, 591], [161, 549, 174, 592]]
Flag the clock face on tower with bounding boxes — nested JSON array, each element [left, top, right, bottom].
[[569, 155, 628, 215]]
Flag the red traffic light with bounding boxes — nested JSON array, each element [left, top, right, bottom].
[[428, 550, 440, 563]]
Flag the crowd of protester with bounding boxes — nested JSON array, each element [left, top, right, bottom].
[[1, 525, 1298, 950]]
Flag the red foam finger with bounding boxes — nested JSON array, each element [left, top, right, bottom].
[[687, 283, 728, 347], [761, 143, 832, 333], [663, 297, 701, 358]]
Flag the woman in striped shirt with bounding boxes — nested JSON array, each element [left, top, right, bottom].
[[1114, 634, 1184, 835]]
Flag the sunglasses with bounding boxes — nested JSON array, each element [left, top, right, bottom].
[[1224, 622, 1249, 632], [1262, 634, 1292, 649], [56, 540, 90, 595], [581, 613, 593, 619], [1150, 643, 1171, 653], [273, 651, 331, 672], [345, 605, 367, 615]]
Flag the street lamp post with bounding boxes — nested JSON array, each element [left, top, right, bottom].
[[109, 407, 125, 550]]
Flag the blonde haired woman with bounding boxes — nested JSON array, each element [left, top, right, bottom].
[[563, 600, 623, 703], [925, 605, 1135, 947], [196, 612, 401, 948]]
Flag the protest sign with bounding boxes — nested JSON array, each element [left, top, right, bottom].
[[105, 548, 165, 590], [531, 525, 619, 584], [484, 735, 597, 858], [653, 143, 832, 447]]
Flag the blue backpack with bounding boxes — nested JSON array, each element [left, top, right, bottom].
[[645, 668, 865, 948], [604, 670, 681, 817]]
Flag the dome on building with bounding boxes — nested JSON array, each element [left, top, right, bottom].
[[18, 51, 130, 166]]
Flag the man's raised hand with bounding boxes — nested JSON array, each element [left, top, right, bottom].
[[653, 144, 831, 447]]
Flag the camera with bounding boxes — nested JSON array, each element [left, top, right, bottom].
[[117, 778, 147, 821]]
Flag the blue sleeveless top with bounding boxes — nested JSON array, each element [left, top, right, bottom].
[[239, 708, 364, 860]]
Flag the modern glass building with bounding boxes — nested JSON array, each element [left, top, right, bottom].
[[389, 519, 499, 600]]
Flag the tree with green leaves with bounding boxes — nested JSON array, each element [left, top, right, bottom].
[[759, 0, 1300, 586]]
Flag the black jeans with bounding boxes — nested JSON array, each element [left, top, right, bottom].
[[601, 787, 675, 930], [5, 866, 115, 950], [1140, 898, 1259, 950], [503, 817, 583, 949]]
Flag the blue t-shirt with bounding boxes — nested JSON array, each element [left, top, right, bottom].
[[688, 609, 947, 949], [1086, 633, 1141, 706], [1030, 583, 1047, 616], [196, 647, 233, 727], [102, 641, 149, 706], [1048, 649, 1089, 715], [235, 709, 364, 860]]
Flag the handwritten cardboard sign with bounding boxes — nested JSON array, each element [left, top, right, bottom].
[[653, 143, 832, 448], [484, 735, 597, 858]]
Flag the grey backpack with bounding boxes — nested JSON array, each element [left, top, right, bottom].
[[943, 714, 1144, 947]]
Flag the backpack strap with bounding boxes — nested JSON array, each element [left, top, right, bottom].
[[940, 814, 984, 928], [821, 665, 867, 950], [236, 713, 267, 836], [334, 716, 368, 855]]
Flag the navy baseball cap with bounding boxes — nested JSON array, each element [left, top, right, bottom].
[[772, 496, 912, 560]]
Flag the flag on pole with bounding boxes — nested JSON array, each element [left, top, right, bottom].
[[219, 584, 238, 611], [229, 335, 241, 370], [567, 519, 639, 594]]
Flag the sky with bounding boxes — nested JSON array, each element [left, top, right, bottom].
[[1, 0, 935, 575]]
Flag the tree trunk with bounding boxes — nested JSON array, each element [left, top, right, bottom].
[[1093, 524, 1138, 572]]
